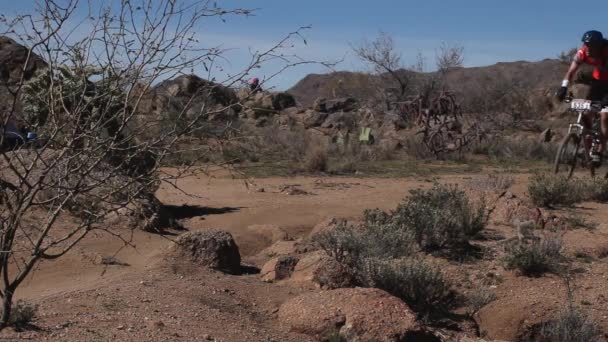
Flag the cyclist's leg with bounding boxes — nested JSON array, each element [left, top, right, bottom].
[[600, 111, 608, 153], [599, 81, 608, 155], [584, 81, 601, 152]]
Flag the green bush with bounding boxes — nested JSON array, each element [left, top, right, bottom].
[[391, 183, 487, 251], [504, 236, 563, 276], [314, 219, 419, 269], [540, 308, 602, 342], [528, 174, 589, 207], [313, 220, 453, 314], [358, 257, 454, 313]]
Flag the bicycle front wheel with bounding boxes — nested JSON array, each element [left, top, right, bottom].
[[554, 133, 580, 178]]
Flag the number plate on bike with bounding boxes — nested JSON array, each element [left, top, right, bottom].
[[571, 99, 592, 110]]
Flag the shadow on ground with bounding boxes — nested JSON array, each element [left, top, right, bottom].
[[163, 205, 241, 220]]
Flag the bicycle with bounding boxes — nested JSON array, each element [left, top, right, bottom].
[[554, 97, 606, 178]]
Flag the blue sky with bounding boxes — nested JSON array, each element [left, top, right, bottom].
[[4, 1, 608, 89]]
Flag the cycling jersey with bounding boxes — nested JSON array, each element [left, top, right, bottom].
[[575, 42, 608, 81]]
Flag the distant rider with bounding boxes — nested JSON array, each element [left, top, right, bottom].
[[557, 30, 608, 166], [249, 77, 262, 94]]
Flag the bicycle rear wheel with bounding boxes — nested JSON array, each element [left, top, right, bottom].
[[554, 133, 580, 178]]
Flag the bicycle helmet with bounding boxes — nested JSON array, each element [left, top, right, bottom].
[[582, 30, 603, 46]]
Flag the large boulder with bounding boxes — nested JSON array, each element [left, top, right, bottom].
[[311, 255, 356, 289], [272, 92, 297, 110], [326, 97, 358, 112], [279, 287, 434, 341], [0, 36, 47, 85], [260, 255, 300, 282], [174, 229, 241, 274], [312, 97, 358, 113], [321, 112, 357, 130], [134, 75, 240, 130], [302, 110, 328, 128], [0, 36, 47, 126], [240, 91, 297, 118]]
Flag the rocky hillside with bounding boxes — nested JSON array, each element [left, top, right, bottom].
[[289, 59, 569, 112]]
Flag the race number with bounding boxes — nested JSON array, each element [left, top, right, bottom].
[[571, 99, 592, 110]]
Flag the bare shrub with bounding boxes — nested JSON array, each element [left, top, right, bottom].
[[304, 145, 329, 173], [539, 308, 602, 342], [358, 257, 454, 313], [9, 300, 37, 327], [558, 48, 578, 65], [436, 42, 464, 74], [528, 174, 589, 207], [402, 134, 437, 159], [391, 183, 487, 251], [465, 174, 515, 192], [472, 137, 556, 163], [504, 235, 563, 276], [352, 32, 410, 103], [251, 124, 310, 162]]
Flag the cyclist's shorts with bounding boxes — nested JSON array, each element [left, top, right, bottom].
[[587, 79, 608, 112]]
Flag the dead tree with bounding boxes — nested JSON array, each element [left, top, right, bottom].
[[0, 0, 325, 328], [353, 32, 411, 108]]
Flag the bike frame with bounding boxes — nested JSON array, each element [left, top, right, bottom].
[[567, 111, 586, 136]]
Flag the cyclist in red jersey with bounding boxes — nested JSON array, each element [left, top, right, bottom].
[[557, 30, 608, 166]]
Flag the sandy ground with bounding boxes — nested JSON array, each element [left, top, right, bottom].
[[2, 169, 608, 341]]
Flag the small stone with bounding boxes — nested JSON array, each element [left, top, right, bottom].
[[147, 320, 165, 330], [117, 325, 125, 330]]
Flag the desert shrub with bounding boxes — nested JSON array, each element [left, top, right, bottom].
[[314, 220, 419, 269], [358, 257, 454, 313], [402, 134, 436, 160], [539, 308, 602, 342], [528, 174, 589, 207], [249, 124, 310, 162], [563, 215, 598, 230], [465, 174, 515, 192], [326, 331, 347, 342], [472, 137, 556, 163], [588, 178, 608, 202], [221, 145, 259, 163], [9, 300, 37, 326], [504, 236, 563, 276], [391, 183, 487, 251], [467, 289, 497, 314], [314, 220, 455, 313], [304, 146, 329, 173]]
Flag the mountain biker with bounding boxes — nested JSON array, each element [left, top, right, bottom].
[[249, 77, 262, 94], [557, 30, 608, 166]]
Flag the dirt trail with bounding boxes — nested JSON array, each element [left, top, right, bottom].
[[16, 173, 462, 300]]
